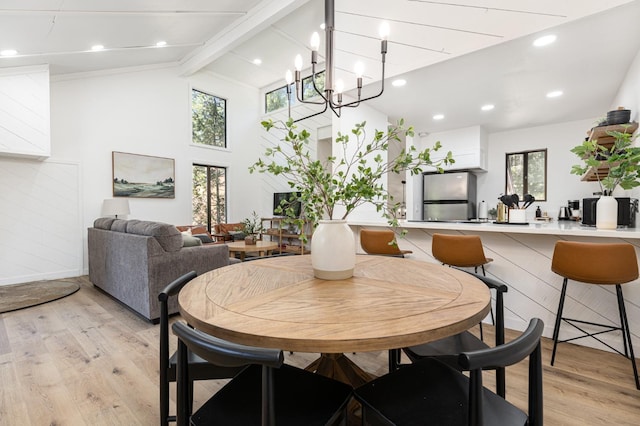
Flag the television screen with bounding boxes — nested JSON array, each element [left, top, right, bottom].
[[273, 192, 302, 217]]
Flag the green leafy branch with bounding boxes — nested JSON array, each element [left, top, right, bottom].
[[570, 126, 640, 194], [250, 118, 454, 239]]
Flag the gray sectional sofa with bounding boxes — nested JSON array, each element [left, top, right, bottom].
[[88, 217, 233, 322]]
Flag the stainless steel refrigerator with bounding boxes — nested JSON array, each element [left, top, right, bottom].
[[423, 171, 477, 221]]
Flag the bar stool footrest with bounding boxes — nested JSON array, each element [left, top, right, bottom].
[[559, 317, 628, 357]]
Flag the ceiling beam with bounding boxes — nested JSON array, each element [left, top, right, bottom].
[[179, 0, 311, 77]]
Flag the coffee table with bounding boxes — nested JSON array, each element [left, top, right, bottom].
[[226, 240, 279, 261]]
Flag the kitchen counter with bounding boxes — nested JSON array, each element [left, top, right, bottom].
[[348, 218, 640, 357], [349, 219, 640, 239]]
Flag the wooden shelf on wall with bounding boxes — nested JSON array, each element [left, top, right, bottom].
[[580, 122, 638, 182], [581, 162, 620, 182], [587, 122, 638, 140]]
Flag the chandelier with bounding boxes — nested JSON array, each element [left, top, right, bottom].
[[285, 0, 389, 122]]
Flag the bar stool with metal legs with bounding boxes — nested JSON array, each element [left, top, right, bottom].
[[551, 241, 639, 390], [432, 233, 495, 339], [432, 233, 493, 276]]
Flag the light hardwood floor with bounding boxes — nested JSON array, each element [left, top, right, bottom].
[[0, 276, 639, 425]]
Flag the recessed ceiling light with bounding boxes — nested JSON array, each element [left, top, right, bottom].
[[433, 114, 445, 120], [0, 49, 17, 56], [320, 23, 326, 30], [156, 41, 167, 47], [91, 44, 104, 52], [481, 104, 495, 111], [533, 34, 557, 47], [392, 79, 406, 87], [252, 58, 262, 65], [546, 90, 563, 98]]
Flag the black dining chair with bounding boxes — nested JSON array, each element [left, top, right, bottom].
[[158, 271, 245, 426], [355, 318, 544, 426], [172, 321, 353, 426], [399, 271, 508, 397]]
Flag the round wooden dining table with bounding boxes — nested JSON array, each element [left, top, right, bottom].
[[178, 254, 490, 386]]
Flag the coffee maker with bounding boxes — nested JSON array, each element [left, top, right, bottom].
[[559, 200, 579, 221]]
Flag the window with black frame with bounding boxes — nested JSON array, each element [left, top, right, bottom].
[[192, 89, 226, 148], [192, 164, 226, 232], [506, 149, 547, 201], [265, 71, 326, 113]]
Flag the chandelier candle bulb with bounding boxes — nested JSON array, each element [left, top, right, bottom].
[[285, 70, 293, 84], [294, 54, 303, 71], [310, 32, 320, 51], [379, 21, 390, 40]]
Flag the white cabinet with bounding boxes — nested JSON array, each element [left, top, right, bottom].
[[0, 65, 51, 160], [419, 125, 488, 171]]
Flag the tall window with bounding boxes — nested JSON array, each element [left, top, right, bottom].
[[193, 164, 226, 230], [192, 89, 226, 148], [506, 149, 547, 201]]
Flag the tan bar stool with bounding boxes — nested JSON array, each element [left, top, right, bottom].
[[360, 229, 412, 257], [431, 233, 495, 337], [551, 241, 639, 390], [431, 233, 493, 275]]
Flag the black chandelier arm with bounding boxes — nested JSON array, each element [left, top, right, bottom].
[[332, 62, 386, 109], [292, 102, 331, 123], [293, 81, 326, 105], [310, 65, 330, 103]]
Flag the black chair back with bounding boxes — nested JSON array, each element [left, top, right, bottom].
[[172, 322, 284, 425]]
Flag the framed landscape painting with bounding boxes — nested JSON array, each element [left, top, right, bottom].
[[112, 151, 175, 198]]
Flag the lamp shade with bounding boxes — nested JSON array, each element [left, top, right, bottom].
[[102, 198, 130, 218]]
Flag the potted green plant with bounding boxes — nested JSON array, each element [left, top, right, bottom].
[[570, 126, 640, 229], [242, 211, 263, 245], [250, 118, 453, 279]]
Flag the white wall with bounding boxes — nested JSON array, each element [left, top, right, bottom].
[[0, 65, 262, 285], [0, 65, 51, 159], [0, 158, 82, 285], [611, 48, 640, 125], [479, 118, 603, 221]]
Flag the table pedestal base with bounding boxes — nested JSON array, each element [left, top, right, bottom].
[[305, 353, 374, 388]]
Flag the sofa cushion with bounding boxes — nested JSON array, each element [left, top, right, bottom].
[[127, 220, 183, 252], [111, 219, 128, 232], [182, 234, 203, 247], [94, 217, 116, 230]]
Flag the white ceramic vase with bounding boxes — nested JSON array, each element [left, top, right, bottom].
[[311, 220, 356, 280], [596, 195, 618, 230]]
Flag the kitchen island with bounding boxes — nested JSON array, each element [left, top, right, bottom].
[[349, 219, 640, 357]]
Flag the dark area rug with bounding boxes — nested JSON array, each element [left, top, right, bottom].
[[0, 280, 80, 313]]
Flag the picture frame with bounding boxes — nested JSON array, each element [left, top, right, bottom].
[[112, 151, 175, 198]]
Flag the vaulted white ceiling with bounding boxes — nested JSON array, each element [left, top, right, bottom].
[[1, 0, 638, 133]]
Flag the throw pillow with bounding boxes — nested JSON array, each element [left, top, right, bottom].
[[181, 229, 192, 236], [193, 233, 214, 244], [228, 231, 246, 241], [182, 234, 203, 247]]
